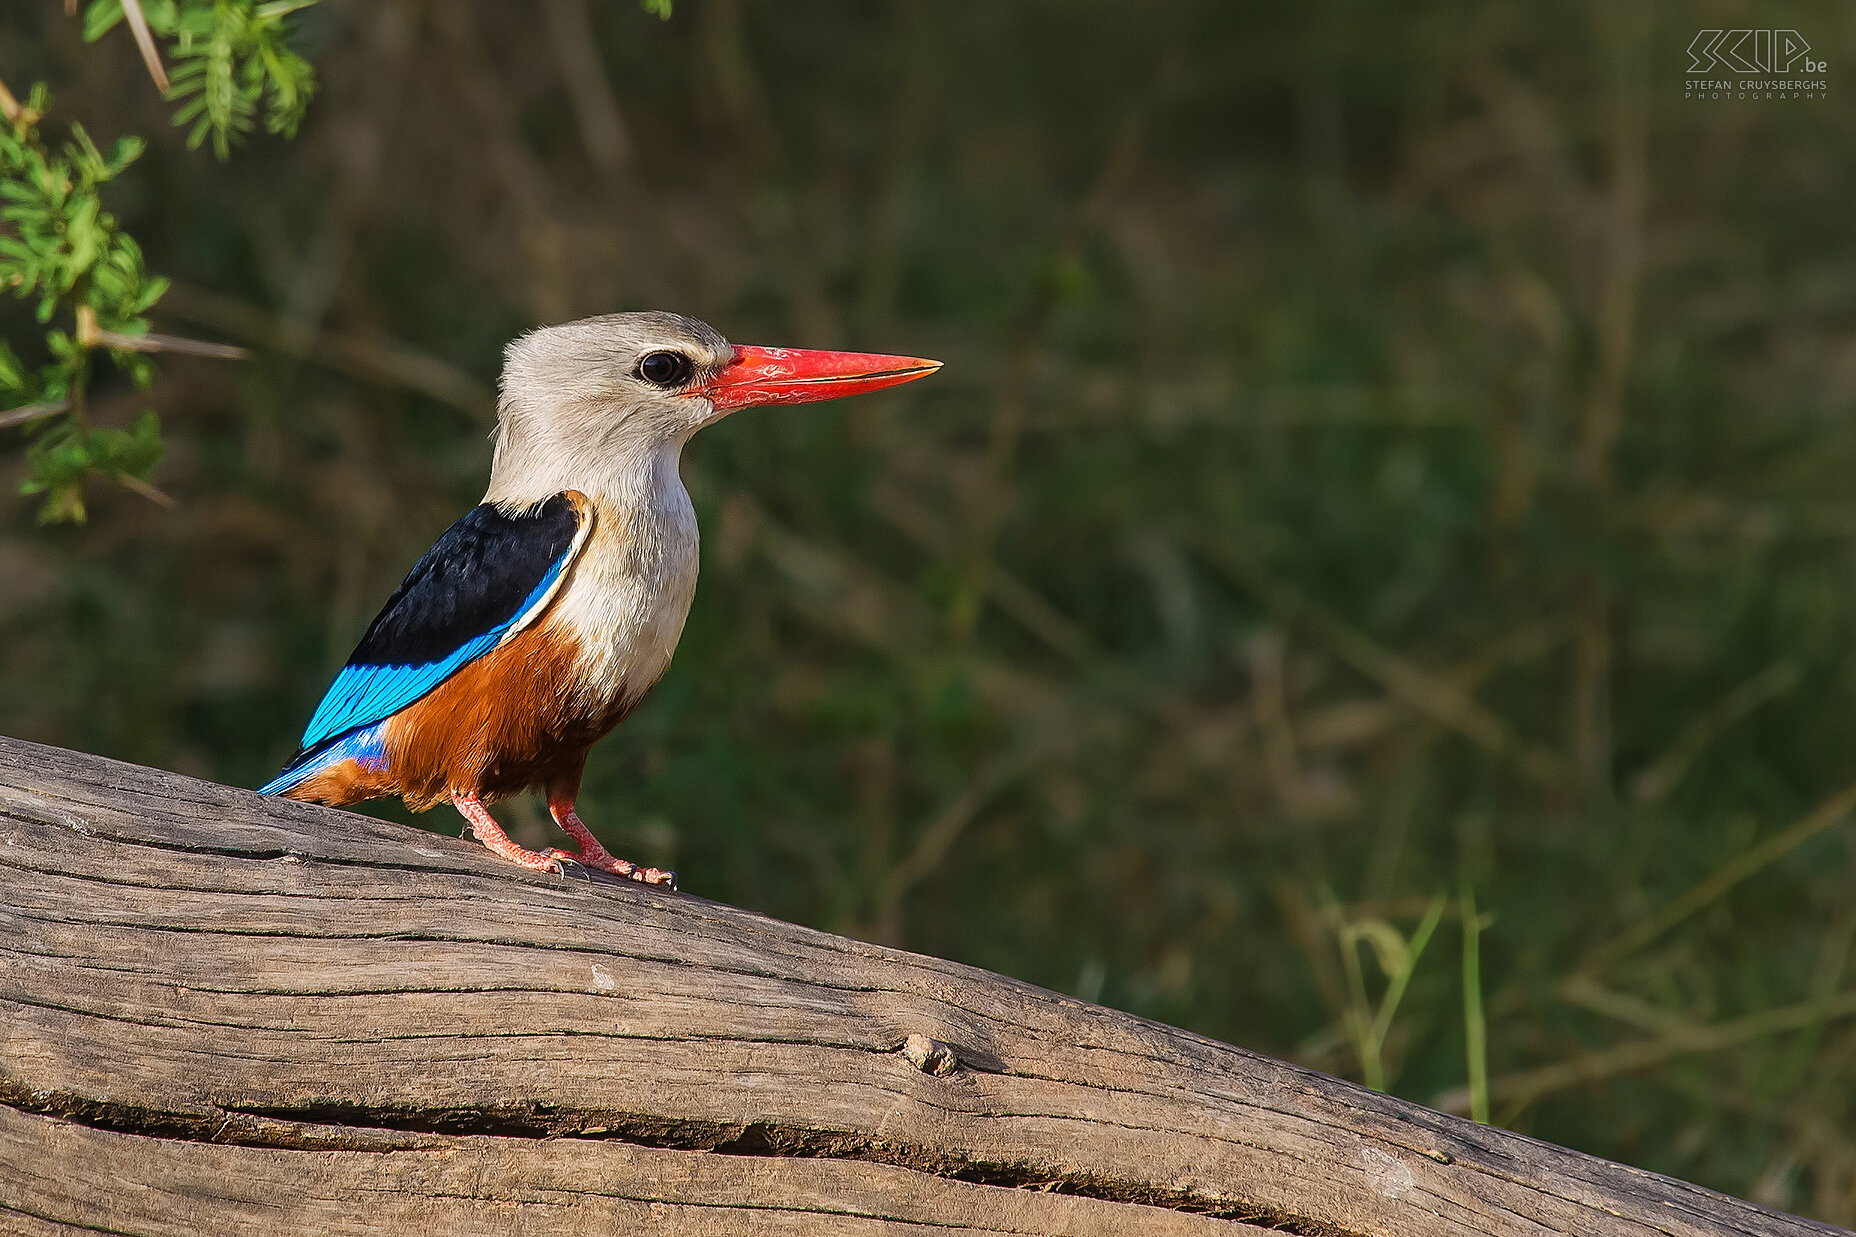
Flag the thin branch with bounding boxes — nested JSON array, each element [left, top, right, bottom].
[[160, 284, 495, 420], [113, 471, 176, 508], [0, 401, 71, 430], [119, 0, 172, 93], [94, 329, 250, 360]]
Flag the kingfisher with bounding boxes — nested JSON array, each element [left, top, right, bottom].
[[263, 312, 940, 884]]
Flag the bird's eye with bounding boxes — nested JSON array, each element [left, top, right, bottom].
[[637, 351, 694, 388]]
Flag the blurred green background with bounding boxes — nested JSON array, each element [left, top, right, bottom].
[[5, 0, 1856, 1220]]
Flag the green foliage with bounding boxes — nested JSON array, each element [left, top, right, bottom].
[[83, 0, 320, 158], [0, 86, 164, 331], [0, 84, 167, 521], [0, 0, 326, 521], [1331, 894, 1447, 1095], [19, 409, 162, 523]]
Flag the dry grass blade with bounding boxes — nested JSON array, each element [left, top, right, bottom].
[[870, 481, 1098, 665], [1559, 974, 1702, 1036], [1631, 660, 1801, 804], [1578, 778, 1856, 977], [118, 0, 171, 93], [875, 745, 1048, 934], [1196, 536, 1567, 787], [867, 481, 1179, 718]]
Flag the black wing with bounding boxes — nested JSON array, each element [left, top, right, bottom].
[[293, 493, 585, 753]]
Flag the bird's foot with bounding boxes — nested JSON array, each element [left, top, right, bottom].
[[541, 847, 675, 888], [547, 800, 677, 889], [451, 791, 564, 875]]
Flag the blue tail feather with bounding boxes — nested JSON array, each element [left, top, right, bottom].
[[260, 722, 389, 796]]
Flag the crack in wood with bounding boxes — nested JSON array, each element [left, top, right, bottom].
[[0, 1084, 1325, 1232]]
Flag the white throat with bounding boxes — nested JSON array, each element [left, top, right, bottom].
[[484, 409, 703, 720], [484, 410, 695, 514]]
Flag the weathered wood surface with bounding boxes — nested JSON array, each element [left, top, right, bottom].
[[0, 736, 1843, 1237]]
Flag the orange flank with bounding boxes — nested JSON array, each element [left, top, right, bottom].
[[284, 619, 635, 812]]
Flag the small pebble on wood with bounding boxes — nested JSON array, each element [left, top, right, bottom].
[[902, 1033, 958, 1076]]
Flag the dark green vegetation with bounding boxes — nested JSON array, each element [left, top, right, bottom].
[[1, 2, 325, 522], [4, 1, 1854, 1220]]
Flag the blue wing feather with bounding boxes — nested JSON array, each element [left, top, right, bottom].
[[264, 495, 584, 791], [297, 569, 562, 752]]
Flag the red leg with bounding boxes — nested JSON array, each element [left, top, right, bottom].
[[451, 791, 563, 875], [542, 799, 676, 888]]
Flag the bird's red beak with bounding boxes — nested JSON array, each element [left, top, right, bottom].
[[690, 345, 942, 412]]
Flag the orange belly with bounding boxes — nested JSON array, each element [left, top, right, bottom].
[[286, 620, 638, 811]]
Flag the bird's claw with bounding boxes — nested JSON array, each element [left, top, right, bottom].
[[551, 857, 594, 881], [542, 848, 676, 891]]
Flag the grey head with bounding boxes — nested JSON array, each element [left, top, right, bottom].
[[488, 312, 734, 506], [486, 310, 942, 508]]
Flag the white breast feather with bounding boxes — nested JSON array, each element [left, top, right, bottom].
[[552, 477, 700, 718]]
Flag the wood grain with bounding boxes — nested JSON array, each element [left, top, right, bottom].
[[0, 736, 1843, 1236]]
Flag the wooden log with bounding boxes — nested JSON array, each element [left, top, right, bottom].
[[0, 735, 1842, 1237]]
